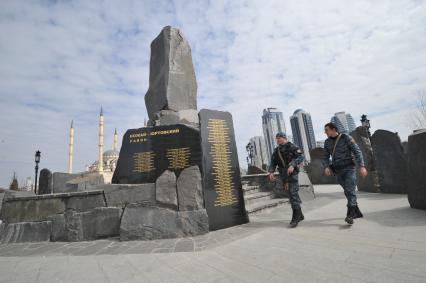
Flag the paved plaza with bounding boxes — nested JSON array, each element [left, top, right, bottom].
[[1, 185, 425, 283]]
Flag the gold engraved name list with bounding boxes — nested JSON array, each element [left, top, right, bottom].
[[166, 147, 191, 170], [207, 119, 237, 207], [133, 151, 155, 173]]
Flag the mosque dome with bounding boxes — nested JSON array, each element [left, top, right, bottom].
[[103, 149, 119, 159]]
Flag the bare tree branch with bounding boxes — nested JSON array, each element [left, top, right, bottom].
[[410, 90, 426, 129]]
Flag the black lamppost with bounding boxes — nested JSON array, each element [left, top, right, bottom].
[[34, 150, 41, 194], [361, 114, 371, 138]]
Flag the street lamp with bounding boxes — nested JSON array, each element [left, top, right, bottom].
[[361, 114, 371, 138], [34, 150, 41, 194]]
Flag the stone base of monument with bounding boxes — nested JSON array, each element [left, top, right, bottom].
[[148, 109, 200, 129], [0, 167, 209, 243], [120, 204, 208, 241]]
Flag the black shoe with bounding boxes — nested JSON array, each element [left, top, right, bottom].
[[290, 208, 303, 228], [353, 205, 363, 219], [345, 206, 355, 225]]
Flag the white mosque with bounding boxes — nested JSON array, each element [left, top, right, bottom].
[[67, 107, 120, 184]]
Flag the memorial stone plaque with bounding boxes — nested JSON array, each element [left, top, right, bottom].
[[199, 109, 248, 230], [112, 124, 202, 184]]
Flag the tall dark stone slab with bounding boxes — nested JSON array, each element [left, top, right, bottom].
[[38, 168, 52, 195], [112, 124, 202, 184], [145, 26, 197, 120], [407, 129, 426, 209], [371, 130, 408, 194], [350, 126, 380, 192], [199, 109, 248, 230]]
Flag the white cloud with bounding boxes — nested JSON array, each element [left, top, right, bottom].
[[0, 0, 425, 187]]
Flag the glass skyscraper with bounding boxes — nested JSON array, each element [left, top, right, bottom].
[[290, 109, 316, 162], [331, 112, 357, 134], [262, 108, 287, 164]]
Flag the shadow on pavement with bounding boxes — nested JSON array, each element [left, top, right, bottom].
[[363, 206, 426, 228]]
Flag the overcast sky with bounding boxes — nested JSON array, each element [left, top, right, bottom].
[[0, 0, 425, 188]]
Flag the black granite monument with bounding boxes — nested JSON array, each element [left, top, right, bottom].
[[112, 124, 202, 184], [199, 109, 248, 230], [112, 26, 248, 233]]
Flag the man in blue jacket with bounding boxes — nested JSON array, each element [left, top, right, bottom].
[[322, 122, 368, 224], [268, 132, 305, 227]]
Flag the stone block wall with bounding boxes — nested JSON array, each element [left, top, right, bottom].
[[0, 166, 209, 243]]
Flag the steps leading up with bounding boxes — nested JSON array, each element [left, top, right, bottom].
[[242, 184, 288, 215]]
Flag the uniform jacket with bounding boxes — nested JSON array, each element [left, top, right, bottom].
[[322, 133, 365, 170], [268, 142, 304, 182]]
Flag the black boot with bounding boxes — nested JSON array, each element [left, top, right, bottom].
[[353, 205, 363, 219], [345, 206, 355, 225], [290, 208, 303, 228]]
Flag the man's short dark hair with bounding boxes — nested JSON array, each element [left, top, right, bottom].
[[324, 122, 338, 131]]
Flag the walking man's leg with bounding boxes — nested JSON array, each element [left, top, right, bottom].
[[288, 181, 304, 228], [338, 168, 363, 224]]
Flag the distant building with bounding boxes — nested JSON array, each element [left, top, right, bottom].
[[262, 108, 287, 163], [24, 177, 33, 192], [290, 109, 316, 162], [331, 112, 357, 134], [248, 136, 268, 170]]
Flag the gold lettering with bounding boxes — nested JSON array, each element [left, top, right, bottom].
[[166, 147, 191, 170], [133, 151, 155, 173], [207, 119, 237, 207]]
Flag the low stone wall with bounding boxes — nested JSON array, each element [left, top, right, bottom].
[[52, 172, 105, 193], [0, 166, 209, 244], [0, 191, 106, 223]]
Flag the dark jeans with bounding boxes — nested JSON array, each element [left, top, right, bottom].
[[336, 167, 357, 207], [281, 173, 301, 209]]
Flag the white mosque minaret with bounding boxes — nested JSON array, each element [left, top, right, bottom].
[[68, 120, 74, 174], [113, 128, 118, 152], [68, 107, 119, 184], [98, 107, 104, 173]]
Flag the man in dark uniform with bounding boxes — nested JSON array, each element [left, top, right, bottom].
[[268, 132, 305, 228], [322, 122, 368, 225]]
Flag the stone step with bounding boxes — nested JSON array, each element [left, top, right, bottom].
[[242, 185, 260, 195], [245, 198, 288, 215], [244, 191, 274, 206]]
